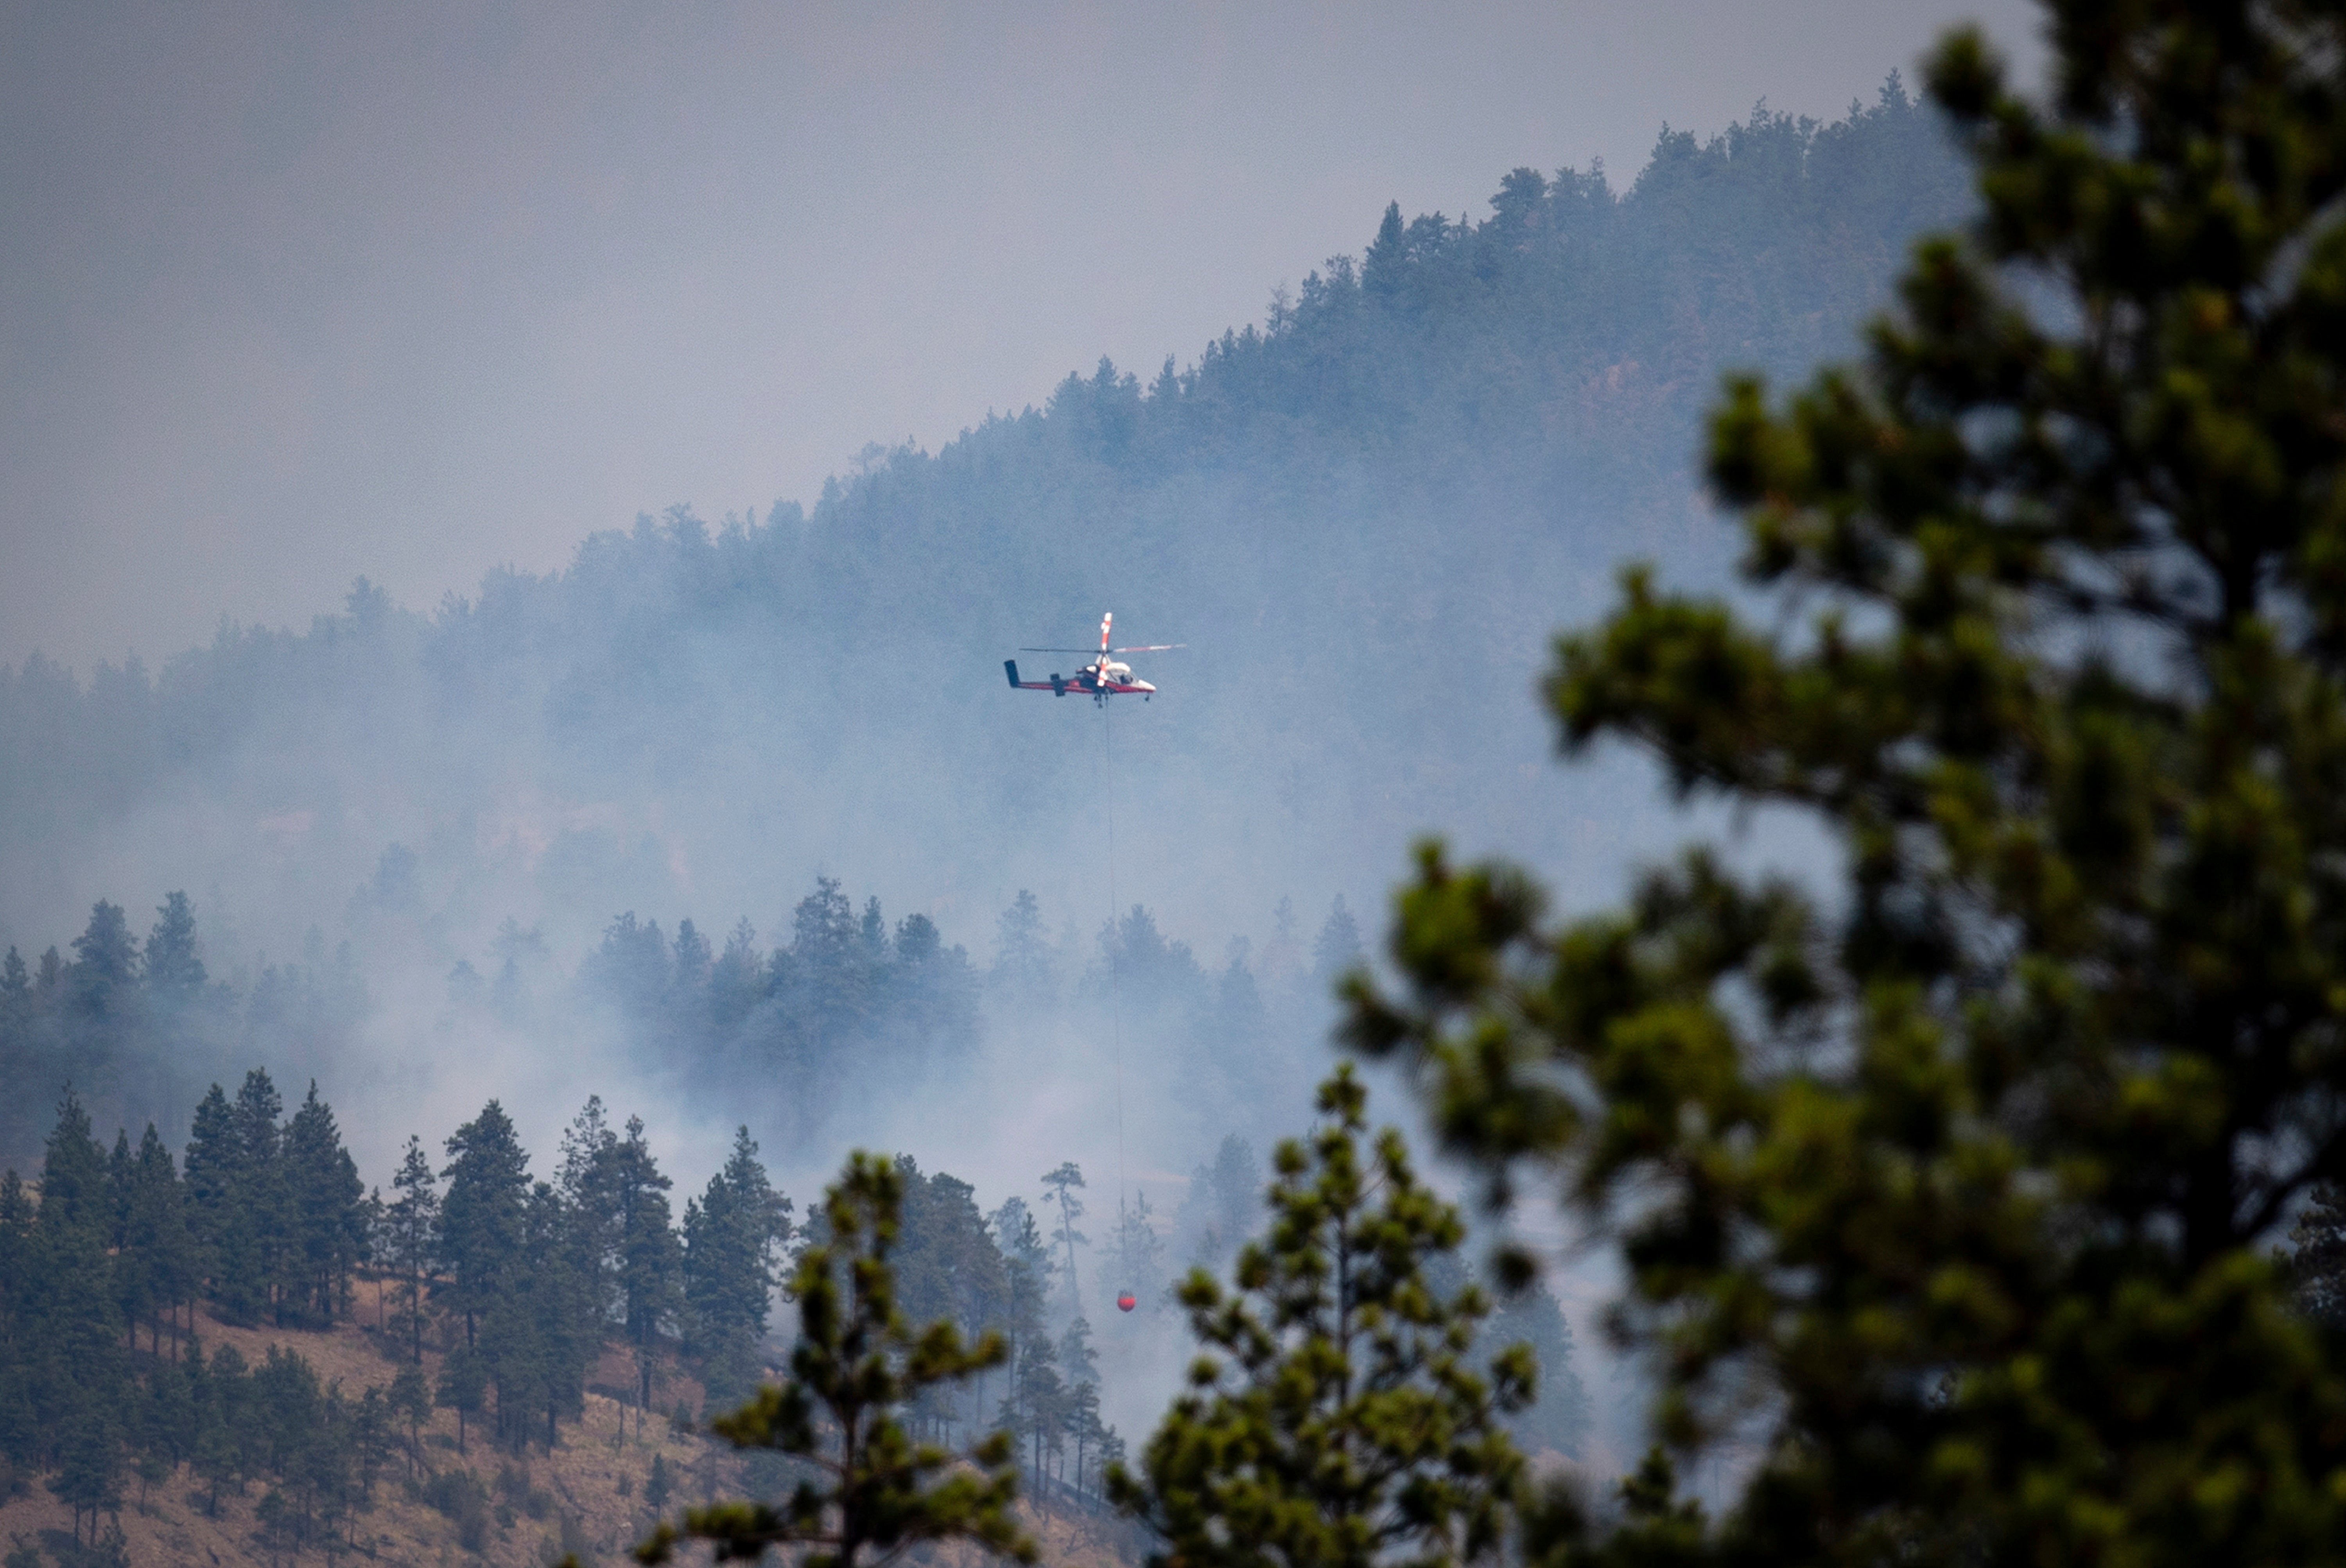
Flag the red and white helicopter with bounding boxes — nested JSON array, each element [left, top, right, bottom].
[[1004, 613, 1182, 703]]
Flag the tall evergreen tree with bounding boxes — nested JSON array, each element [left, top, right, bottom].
[[1038, 1161, 1086, 1308], [120, 1125, 194, 1353], [380, 1134, 440, 1362], [0, 1168, 36, 1471], [281, 1082, 366, 1324], [227, 1070, 288, 1324], [37, 1091, 111, 1242], [439, 1100, 529, 1348], [986, 1198, 1054, 1454], [140, 892, 206, 1005], [611, 1116, 683, 1416], [1056, 1316, 1103, 1495], [1011, 1331, 1064, 1482], [480, 1179, 593, 1452], [556, 1095, 622, 1322], [683, 1126, 792, 1406], [30, 1094, 131, 1545], [67, 902, 137, 1018], [710, 919, 766, 1032], [181, 1084, 243, 1320], [1108, 1068, 1529, 1568]]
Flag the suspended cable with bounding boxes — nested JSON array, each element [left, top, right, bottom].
[[1104, 697, 1126, 1219]]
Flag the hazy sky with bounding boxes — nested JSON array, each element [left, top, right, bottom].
[[1, 1, 2042, 672]]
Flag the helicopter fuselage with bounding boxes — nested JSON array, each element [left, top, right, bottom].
[[1005, 613, 1175, 702]]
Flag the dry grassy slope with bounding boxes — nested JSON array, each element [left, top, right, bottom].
[[0, 1305, 1141, 1568]]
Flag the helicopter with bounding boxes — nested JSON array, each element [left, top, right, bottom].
[[1004, 613, 1182, 704]]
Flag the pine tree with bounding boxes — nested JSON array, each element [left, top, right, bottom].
[[380, 1134, 439, 1362], [104, 1131, 138, 1340], [0, 1169, 36, 1472], [226, 1070, 287, 1324], [710, 919, 766, 1033], [556, 1095, 622, 1323], [67, 903, 137, 1018], [439, 1100, 529, 1348], [1343, 7, 2346, 1562], [891, 1160, 1008, 1444], [637, 1152, 1036, 1568], [282, 1082, 366, 1324], [1363, 201, 1408, 299], [1039, 1161, 1086, 1308], [30, 1094, 131, 1545], [991, 891, 1055, 1008], [683, 1126, 792, 1407], [1108, 1067, 1528, 1568], [673, 918, 714, 996], [612, 1116, 682, 1417], [121, 1125, 195, 1354], [182, 1084, 240, 1319], [479, 1179, 593, 1452], [37, 1090, 111, 1247], [140, 892, 206, 1006], [986, 1199, 1053, 1453], [1012, 1332, 1064, 1485]]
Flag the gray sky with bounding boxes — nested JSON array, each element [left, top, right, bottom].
[[1, 1, 2042, 672]]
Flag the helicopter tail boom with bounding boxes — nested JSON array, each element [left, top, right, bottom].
[[1005, 659, 1073, 695]]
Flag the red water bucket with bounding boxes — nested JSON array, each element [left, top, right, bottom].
[[1116, 1290, 1137, 1313]]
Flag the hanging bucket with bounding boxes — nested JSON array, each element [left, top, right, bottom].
[[1116, 1290, 1137, 1313]]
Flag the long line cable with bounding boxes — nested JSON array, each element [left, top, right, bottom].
[[1104, 697, 1127, 1223]]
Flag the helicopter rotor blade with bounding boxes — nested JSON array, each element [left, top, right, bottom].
[[1110, 643, 1184, 653], [1020, 647, 1098, 653]]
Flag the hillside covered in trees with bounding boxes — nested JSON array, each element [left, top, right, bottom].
[[0, 86, 1971, 1186], [0, 1064, 1587, 1567]]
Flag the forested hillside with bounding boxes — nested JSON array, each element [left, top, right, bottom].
[[0, 82, 1966, 1193], [0, 1070, 1586, 1566]]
